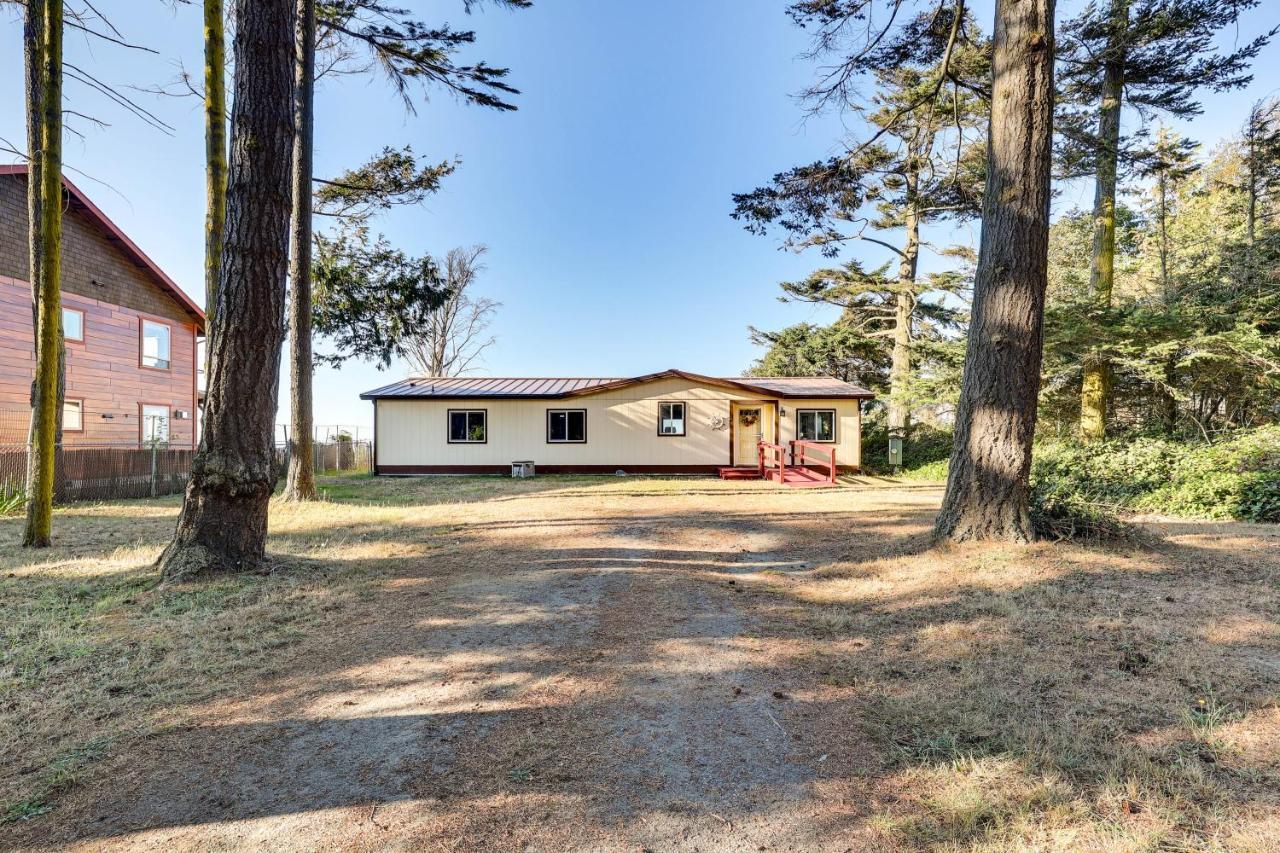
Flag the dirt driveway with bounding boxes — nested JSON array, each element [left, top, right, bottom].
[[4, 475, 1278, 851]]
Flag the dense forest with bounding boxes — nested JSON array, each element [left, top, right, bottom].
[[740, 2, 1279, 527]]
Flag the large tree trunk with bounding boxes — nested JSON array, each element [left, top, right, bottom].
[[934, 0, 1055, 543], [888, 204, 920, 441], [158, 0, 297, 582], [23, 0, 63, 548], [284, 0, 317, 502], [1079, 0, 1127, 442], [203, 0, 227, 367]]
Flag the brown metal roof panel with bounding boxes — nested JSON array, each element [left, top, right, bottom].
[[730, 376, 875, 397]]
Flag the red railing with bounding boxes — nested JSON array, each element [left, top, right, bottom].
[[757, 441, 787, 481], [789, 440, 837, 484]]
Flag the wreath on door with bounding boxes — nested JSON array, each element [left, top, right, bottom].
[[738, 410, 759, 428]]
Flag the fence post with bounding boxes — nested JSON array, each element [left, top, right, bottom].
[[150, 443, 158, 498]]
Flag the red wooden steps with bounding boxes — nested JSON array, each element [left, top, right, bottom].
[[718, 465, 837, 487]]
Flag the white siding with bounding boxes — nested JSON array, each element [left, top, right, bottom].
[[375, 376, 862, 470]]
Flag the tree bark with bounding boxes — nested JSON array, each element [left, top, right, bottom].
[[888, 203, 920, 442], [23, 0, 63, 548], [203, 0, 227, 366], [284, 0, 317, 502], [934, 0, 1055, 543], [158, 0, 297, 582], [1079, 0, 1127, 442]]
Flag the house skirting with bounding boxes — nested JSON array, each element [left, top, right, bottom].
[[376, 464, 726, 476], [374, 463, 862, 476]]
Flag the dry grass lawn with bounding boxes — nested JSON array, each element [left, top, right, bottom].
[[1, 473, 1278, 851]]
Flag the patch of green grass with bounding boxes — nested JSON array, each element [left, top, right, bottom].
[[1, 738, 110, 826]]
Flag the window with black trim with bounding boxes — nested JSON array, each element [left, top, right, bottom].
[[448, 409, 487, 443], [547, 409, 586, 443], [796, 409, 836, 442], [658, 401, 685, 436]]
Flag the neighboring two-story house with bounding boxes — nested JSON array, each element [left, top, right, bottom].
[[0, 166, 205, 447]]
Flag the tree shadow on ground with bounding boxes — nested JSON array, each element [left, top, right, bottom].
[[2, 480, 1277, 850]]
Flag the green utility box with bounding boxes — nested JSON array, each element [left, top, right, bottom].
[[888, 437, 903, 467]]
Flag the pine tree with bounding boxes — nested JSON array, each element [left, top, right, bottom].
[[202, 0, 227, 365], [158, 0, 298, 581], [734, 6, 986, 443], [934, 0, 1055, 542], [22, 0, 63, 549], [1057, 0, 1274, 440], [284, 0, 528, 501], [283, 0, 318, 502]]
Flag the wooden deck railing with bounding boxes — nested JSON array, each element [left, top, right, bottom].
[[789, 440, 837, 484], [757, 441, 788, 480]]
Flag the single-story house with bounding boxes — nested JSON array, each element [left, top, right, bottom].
[[360, 369, 874, 476]]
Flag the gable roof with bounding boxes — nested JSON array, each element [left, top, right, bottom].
[[0, 166, 205, 329], [361, 369, 874, 400]]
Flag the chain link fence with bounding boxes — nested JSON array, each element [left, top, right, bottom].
[[276, 438, 373, 477]]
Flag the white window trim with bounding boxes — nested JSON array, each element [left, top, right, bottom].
[[140, 318, 172, 370], [63, 398, 84, 432], [62, 307, 85, 342], [140, 403, 171, 445], [796, 408, 838, 443]]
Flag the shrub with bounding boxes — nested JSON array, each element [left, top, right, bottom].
[[862, 421, 954, 477], [1031, 426, 1280, 524], [1029, 484, 1134, 542], [0, 481, 24, 516], [1137, 427, 1280, 522]]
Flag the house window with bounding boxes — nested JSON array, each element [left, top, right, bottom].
[[796, 409, 836, 443], [62, 308, 84, 342], [140, 404, 170, 446], [63, 399, 83, 432], [547, 409, 586, 443], [140, 319, 171, 370], [448, 409, 487, 443], [658, 402, 685, 436]]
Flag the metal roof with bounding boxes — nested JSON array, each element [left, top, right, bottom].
[[359, 376, 626, 399], [729, 376, 872, 397], [361, 370, 874, 400]]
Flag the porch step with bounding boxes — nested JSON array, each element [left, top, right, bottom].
[[717, 466, 762, 481], [764, 466, 836, 488]]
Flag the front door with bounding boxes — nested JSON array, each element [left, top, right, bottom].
[[732, 403, 775, 466]]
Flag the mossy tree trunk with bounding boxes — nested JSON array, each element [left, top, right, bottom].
[[888, 201, 920, 443], [23, 0, 63, 548], [158, 0, 297, 582], [203, 0, 227, 371], [284, 0, 317, 502], [1079, 0, 1128, 442], [934, 0, 1056, 543]]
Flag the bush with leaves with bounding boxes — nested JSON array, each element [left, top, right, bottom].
[[1030, 427, 1280, 523], [861, 419, 953, 476]]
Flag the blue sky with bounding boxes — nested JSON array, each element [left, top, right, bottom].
[[2, 0, 1276, 432]]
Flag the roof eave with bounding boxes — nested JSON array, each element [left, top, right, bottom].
[[0, 166, 205, 329]]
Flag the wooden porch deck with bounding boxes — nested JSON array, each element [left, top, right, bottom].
[[717, 440, 839, 488]]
